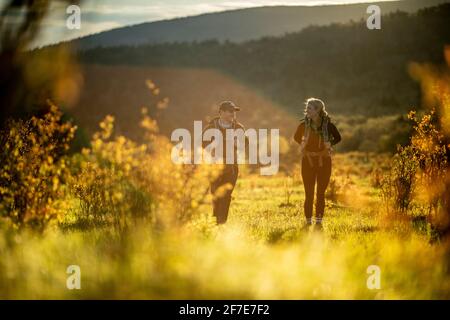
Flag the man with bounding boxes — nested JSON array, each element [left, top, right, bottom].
[[202, 100, 246, 224]]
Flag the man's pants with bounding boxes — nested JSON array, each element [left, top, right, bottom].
[[301, 156, 332, 223], [210, 165, 238, 224]]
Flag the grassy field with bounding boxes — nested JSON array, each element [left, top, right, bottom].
[[1, 2, 449, 301], [1, 153, 449, 299]]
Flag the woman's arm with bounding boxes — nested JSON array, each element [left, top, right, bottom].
[[293, 123, 305, 145], [328, 122, 341, 146]]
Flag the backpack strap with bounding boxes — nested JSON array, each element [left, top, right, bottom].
[[303, 118, 311, 145], [304, 116, 330, 149], [322, 116, 330, 143]]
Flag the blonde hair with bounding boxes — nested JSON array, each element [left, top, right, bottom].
[[304, 97, 328, 118]]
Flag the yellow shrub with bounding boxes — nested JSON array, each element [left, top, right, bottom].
[[70, 112, 221, 230], [0, 101, 76, 229]]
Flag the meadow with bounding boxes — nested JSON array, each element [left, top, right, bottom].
[[1, 0, 450, 302], [1, 150, 449, 299], [1, 55, 450, 299]]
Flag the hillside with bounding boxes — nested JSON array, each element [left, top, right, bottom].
[[68, 0, 448, 50], [71, 64, 298, 141], [77, 4, 450, 118]]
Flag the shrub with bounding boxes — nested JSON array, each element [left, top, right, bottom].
[[381, 110, 448, 221], [0, 102, 76, 229], [70, 115, 153, 230], [70, 111, 220, 230]]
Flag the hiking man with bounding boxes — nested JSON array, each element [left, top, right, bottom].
[[294, 98, 341, 231], [202, 100, 246, 224]]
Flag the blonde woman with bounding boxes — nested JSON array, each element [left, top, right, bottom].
[[294, 98, 341, 230]]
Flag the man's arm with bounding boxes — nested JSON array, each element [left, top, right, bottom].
[[234, 122, 250, 162], [201, 122, 214, 149]]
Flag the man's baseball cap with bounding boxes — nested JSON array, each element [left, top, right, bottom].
[[219, 100, 240, 112]]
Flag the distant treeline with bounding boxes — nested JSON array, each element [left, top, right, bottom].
[[76, 4, 450, 117]]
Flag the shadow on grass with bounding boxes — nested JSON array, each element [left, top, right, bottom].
[[266, 224, 319, 244], [59, 217, 111, 232], [266, 224, 380, 244]]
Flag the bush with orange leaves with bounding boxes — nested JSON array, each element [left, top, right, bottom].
[[0, 102, 76, 229], [70, 114, 152, 230], [70, 109, 220, 231], [381, 109, 448, 227], [1, 77, 220, 231]]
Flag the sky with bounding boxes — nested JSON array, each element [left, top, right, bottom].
[[0, 0, 399, 47]]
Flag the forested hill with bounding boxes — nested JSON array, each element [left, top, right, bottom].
[[68, 0, 447, 50], [78, 4, 450, 117]]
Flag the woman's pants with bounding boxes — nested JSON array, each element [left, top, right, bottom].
[[301, 155, 331, 223]]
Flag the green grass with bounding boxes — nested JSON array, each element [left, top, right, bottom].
[[1, 172, 449, 299]]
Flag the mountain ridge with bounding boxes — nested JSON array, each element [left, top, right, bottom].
[[63, 0, 448, 50]]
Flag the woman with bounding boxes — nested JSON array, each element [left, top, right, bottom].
[[294, 98, 341, 231]]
